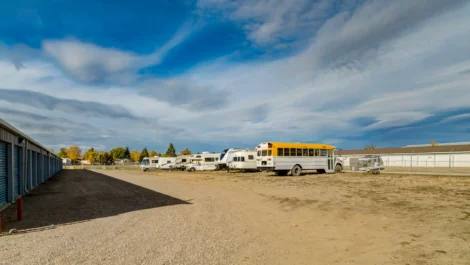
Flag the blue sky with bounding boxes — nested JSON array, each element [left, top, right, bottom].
[[1, 0, 470, 153]]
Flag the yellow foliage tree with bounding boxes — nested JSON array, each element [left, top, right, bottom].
[[149, 150, 157, 157], [179, 148, 192, 155], [67, 145, 82, 162], [430, 141, 439, 146], [130, 150, 140, 162], [364, 145, 376, 150]]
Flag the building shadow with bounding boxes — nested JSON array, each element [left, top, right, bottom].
[[1, 170, 190, 232]]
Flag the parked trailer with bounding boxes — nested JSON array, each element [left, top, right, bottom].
[[187, 152, 221, 172], [218, 148, 254, 171], [158, 157, 177, 170], [228, 149, 259, 172], [175, 155, 191, 170], [140, 156, 160, 171]]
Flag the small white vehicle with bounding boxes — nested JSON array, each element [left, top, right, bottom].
[[158, 157, 177, 170], [349, 156, 384, 174], [228, 149, 259, 172], [175, 155, 191, 171], [140, 156, 160, 171], [218, 148, 253, 171], [186, 152, 221, 172]]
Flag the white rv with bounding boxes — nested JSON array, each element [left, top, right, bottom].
[[218, 148, 253, 171], [187, 152, 221, 172], [158, 157, 177, 170], [228, 149, 259, 172], [140, 156, 160, 171], [175, 155, 191, 170]]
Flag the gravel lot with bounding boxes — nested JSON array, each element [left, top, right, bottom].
[[1, 169, 469, 265]]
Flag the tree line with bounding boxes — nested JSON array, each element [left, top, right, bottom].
[[56, 143, 192, 164]]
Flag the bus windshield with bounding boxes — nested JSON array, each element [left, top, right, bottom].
[[141, 159, 149, 165]]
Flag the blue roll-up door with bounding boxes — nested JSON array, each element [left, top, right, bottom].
[[27, 151, 32, 190], [32, 152, 37, 186], [14, 146, 20, 196], [0, 142, 7, 206]]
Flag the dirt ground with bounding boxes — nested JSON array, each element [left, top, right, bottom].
[[1, 169, 469, 265]]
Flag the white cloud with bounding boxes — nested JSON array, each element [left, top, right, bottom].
[[1, 0, 470, 150]]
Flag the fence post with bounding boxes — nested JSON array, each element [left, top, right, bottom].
[[448, 150, 452, 177], [410, 151, 413, 176]]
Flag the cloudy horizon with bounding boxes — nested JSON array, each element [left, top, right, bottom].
[[1, 0, 470, 153]]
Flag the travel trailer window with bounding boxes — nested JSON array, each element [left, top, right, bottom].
[[248, 155, 254, 160], [151, 160, 158, 163], [233, 157, 237, 161], [205, 157, 215, 162], [240, 157, 245, 162], [141, 159, 149, 165], [182, 159, 187, 163]]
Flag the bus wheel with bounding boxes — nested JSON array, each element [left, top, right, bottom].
[[334, 164, 343, 173], [291, 165, 302, 176]]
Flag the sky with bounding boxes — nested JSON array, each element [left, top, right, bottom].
[[1, 0, 470, 153]]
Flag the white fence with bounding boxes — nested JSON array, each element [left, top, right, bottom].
[[340, 152, 470, 175]]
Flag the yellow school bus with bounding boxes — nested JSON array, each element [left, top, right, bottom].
[[256, 142, 343, 176]]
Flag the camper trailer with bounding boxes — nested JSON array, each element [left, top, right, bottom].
[[218, 148, 253, 171], [228, 149, 259, 172], [158, 157, 177, 170], [349, 155, 384, 174], [187, 152, 221, 172], [175, 155, 191, 170], [140, 156, 160, 171]]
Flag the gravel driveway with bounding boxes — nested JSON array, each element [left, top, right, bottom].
[[1, 169, 469, 265]]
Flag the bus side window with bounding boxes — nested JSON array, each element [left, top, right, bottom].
[[268, 150, 272, 156], [314, 149, 319, 156], [291, 148, 296, 156], [248, 155, 254, 160], [297, 149, 302, 156], [284, 148, 290, 156], [278, 148, 283, 156], [303, 149, 308, 156], [309, 149, 314, 156], [320, 149, 327, 156]]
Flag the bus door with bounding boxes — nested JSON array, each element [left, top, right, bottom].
[[328, 150, 333, 170]]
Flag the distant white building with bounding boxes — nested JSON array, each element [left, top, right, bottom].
[[62, 158, 72, 166]]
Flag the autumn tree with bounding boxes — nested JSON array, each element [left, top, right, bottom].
[[110, 147, 126, 160], [149, 150, 157, 157], [140, 147, 149, 161], [430, 141, 439, 147], [179, 148, 192, 155], [82, 147, 97, 164], [165, 143, 176, 157], [56, 148, 68, 158], [67, 145, 81, 163], [364, 145, 376, 150], [130, 150, 140, 163]]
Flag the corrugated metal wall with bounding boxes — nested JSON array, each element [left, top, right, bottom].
[[0, 120, 63, 210], [0, 142, 7, 206]]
